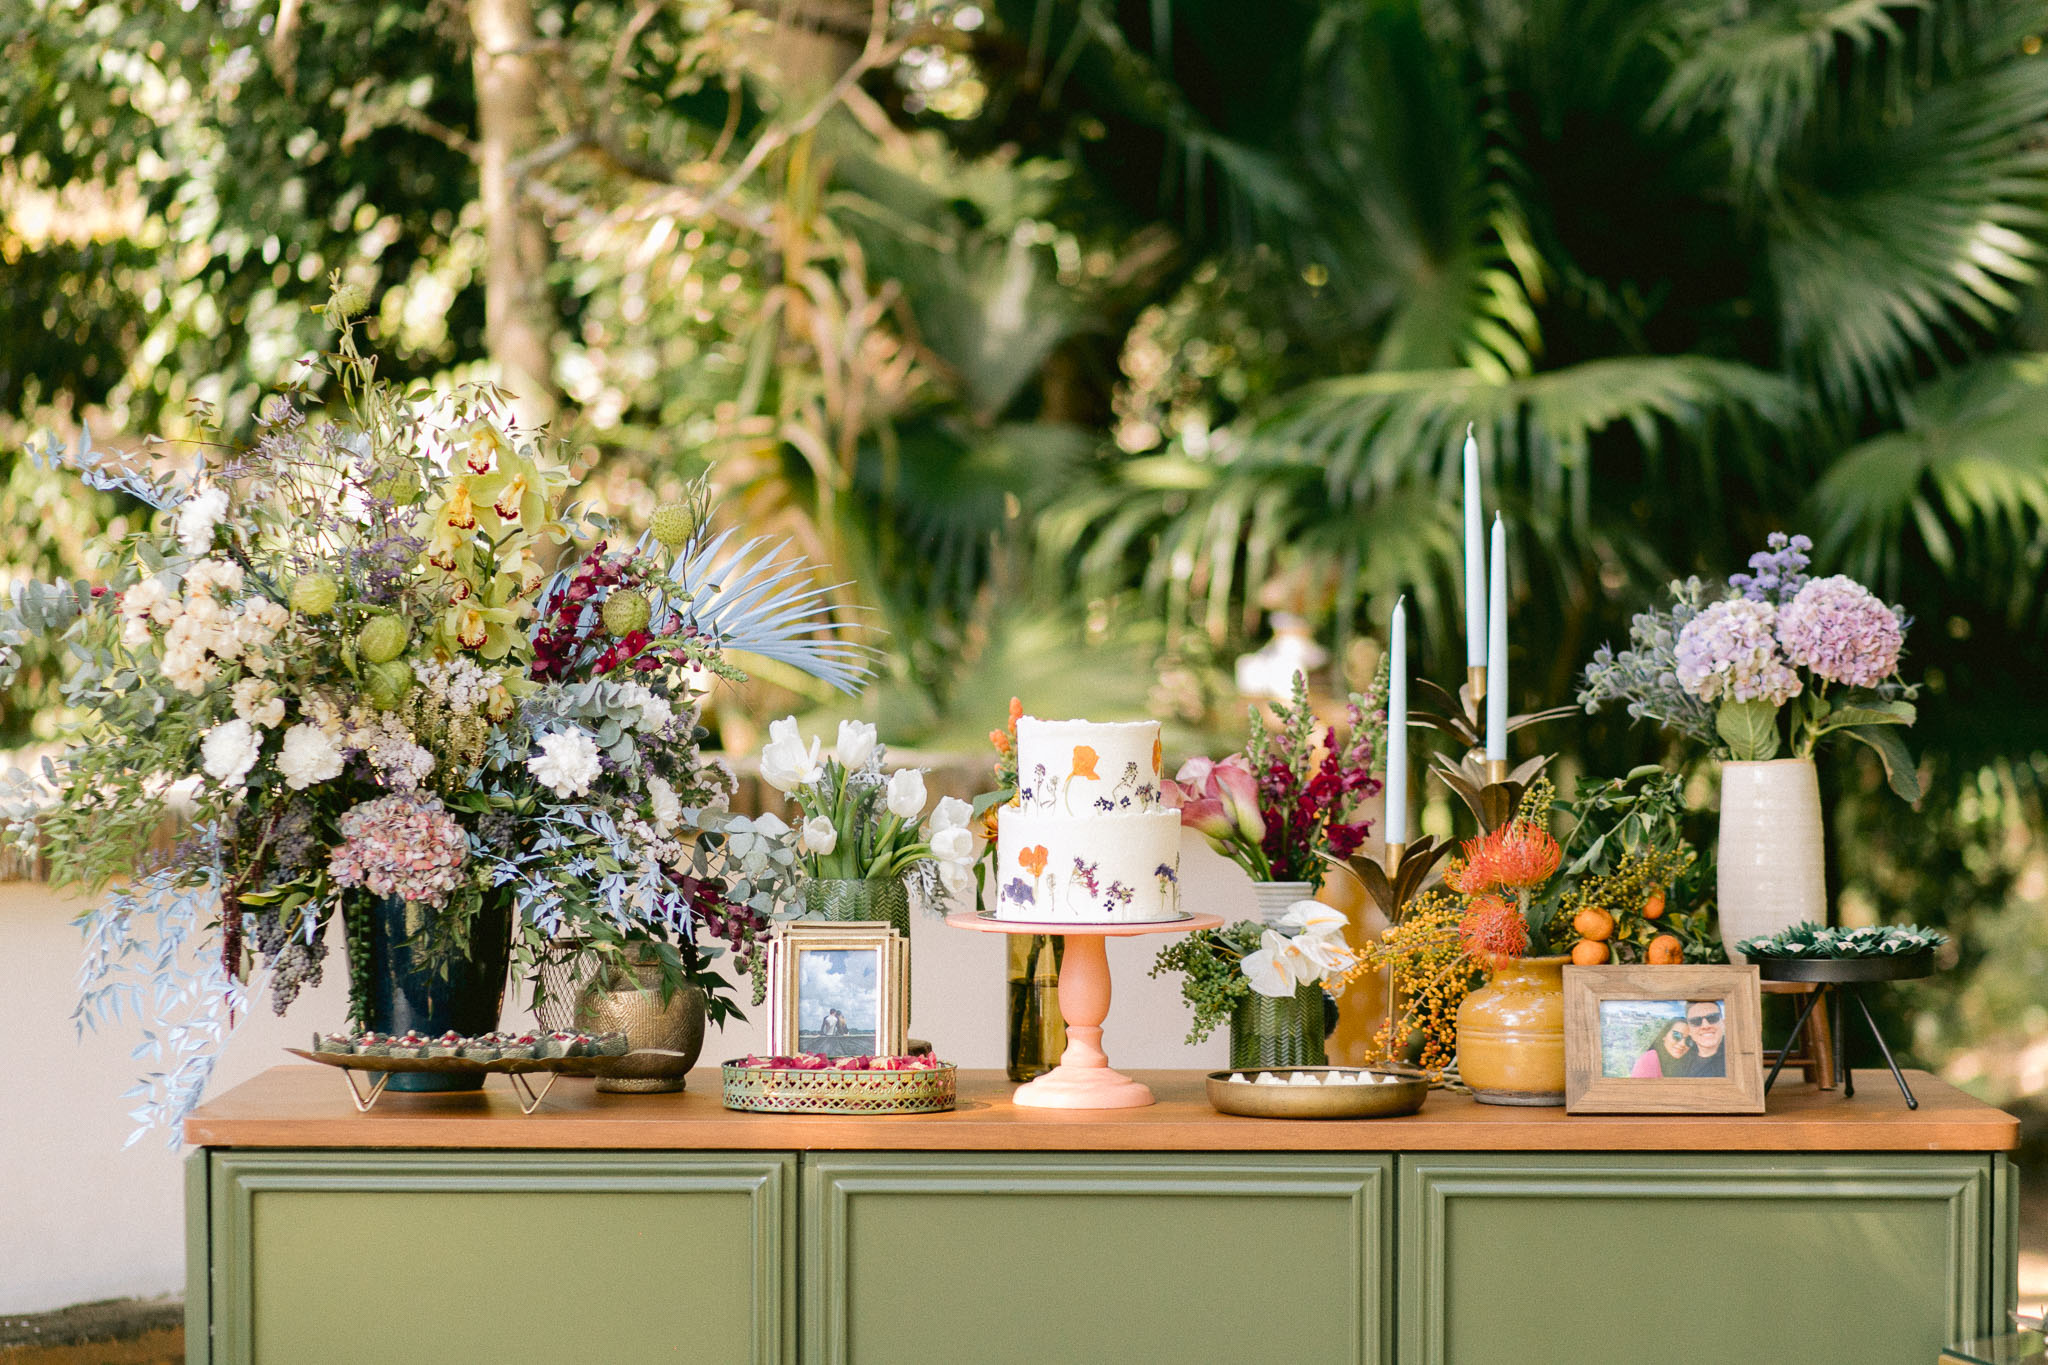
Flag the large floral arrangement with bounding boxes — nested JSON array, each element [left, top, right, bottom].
[[0, 286, 866, 1131], [1580, 534, 1920, 801], [757, 715, 979, 906], [1168, 672, 1386, 890]]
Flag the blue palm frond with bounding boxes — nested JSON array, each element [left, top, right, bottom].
[[666, 529, 877, 694]]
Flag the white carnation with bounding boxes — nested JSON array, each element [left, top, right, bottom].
[[647, 775, 683, 834], [529, 728, 603, 798], [175, 486, 231, 557], [278, 723, 345, 790], [200, 718, 261, 788]]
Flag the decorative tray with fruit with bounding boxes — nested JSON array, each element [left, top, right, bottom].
[[289, 1030, 689, 1113], [720, 1054, 956, 1115]]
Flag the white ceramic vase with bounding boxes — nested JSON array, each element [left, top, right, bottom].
[[1251, 880, 1317, 925], [1716, 758, 1827, 961]]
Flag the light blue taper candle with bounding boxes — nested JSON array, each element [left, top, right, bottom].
[[1385, 597, 1408, 846], [1463, 427, 1486, 671], [1485, 514, 1508, 763]]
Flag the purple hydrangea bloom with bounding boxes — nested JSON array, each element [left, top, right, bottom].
[[1674, 598, 1803, 705], [1729, 532, 1812, 604], [1776, 575, 1903, 687]]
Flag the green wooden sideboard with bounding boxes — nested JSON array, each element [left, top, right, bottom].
[[183, 1067, 2020, 1365]]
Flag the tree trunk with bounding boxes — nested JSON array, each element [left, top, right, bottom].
[[470, 0, 558, 429]]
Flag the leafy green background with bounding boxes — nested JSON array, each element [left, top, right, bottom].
[[4, 0, 2046, 1096]]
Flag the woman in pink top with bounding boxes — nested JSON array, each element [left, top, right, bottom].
[[1630, 1019, 1692, 1078]]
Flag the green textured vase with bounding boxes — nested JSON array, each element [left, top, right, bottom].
[[804, 877, 912, 938], [804, 877, 913, 1029], [1229, 981, 1328, 1069]]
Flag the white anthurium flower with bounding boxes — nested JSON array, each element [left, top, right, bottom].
[[800, 816, 839, 856], [929, 796, 973, 832], [1241, 928, 1318, 998], [759, 729, 823, 793], [834, 720, 878, 770], [1293, 931, 1358, 978], [929, 825, 975, 865], [884, 768, 927, 819], [1278, 900, 1350, 941]]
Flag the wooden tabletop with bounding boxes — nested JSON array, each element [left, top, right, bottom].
[[184, 1065, 2019, 1153]]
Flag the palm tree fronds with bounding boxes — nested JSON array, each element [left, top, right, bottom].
[[1809, 354, 2048, 615]]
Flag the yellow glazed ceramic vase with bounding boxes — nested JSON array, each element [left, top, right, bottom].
[[1455, 954, 1568, 1106]]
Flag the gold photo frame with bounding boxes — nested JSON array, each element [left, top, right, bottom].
[[767, 922, 908, 1059], [1563, 965, 1765, 1115]]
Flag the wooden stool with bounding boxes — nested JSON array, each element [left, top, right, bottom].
[[1763, 981, 1836, 1090]]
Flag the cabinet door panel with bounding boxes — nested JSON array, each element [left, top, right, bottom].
[[805, 1153, 1392, 1365], [1399, 1153, 1995, 1365], [208, 1151, 792, 1365]]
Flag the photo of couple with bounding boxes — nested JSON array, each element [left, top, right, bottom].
[[1599, 999, 1729, 1079]]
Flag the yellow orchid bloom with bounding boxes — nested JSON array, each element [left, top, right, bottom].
[[443, 481, 478, 531]]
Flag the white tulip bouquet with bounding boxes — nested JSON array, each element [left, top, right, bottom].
[[759, 716, 978, 908]]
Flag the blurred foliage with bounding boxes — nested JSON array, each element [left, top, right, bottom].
[[4, 0, 2048, 1087]]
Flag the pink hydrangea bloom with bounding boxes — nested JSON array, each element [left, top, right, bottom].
[[1776, 575, 1904, 687], [328, 792, 470, 908], [1674, 598, 1802, 705]]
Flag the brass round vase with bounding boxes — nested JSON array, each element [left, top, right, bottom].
[[1455, 955, 1568, 1106], [572, 960, 706, 1094]]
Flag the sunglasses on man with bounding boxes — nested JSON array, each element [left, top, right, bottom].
[[1686, 1010, 1723, 1027]]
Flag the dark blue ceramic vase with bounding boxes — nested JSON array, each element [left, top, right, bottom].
[[365, 892, 514, 1092]]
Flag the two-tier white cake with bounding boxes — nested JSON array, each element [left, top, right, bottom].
[[992, 717, 1183, 923]]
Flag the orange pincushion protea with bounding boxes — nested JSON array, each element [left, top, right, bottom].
[[1458, 894, 1530, 961], [1454, 821, 1562, 894]]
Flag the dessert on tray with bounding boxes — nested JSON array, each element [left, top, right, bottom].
[[993, 716, 1184, 923]]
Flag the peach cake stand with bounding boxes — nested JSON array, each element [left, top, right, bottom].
[[946, 910, 1223, 1109]]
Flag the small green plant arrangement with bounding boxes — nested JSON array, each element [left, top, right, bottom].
[[1735, 922, 1947, 959], [1151, 902, 1358, 1044]]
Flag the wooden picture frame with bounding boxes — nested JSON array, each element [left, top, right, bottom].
[[1563, 965, 1765, 1115], [767, 922, 908, 1059]]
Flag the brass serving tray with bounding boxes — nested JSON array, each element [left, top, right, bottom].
[[1205, 1066, 1429, 1120], [287, 1047, 695, 1114], [720, 1059, 957, 1115]]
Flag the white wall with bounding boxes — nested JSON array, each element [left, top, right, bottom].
[[0, 835, 1247, 1314]]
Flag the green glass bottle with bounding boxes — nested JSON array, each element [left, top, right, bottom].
[[1006, 933, 1065, 1081]]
